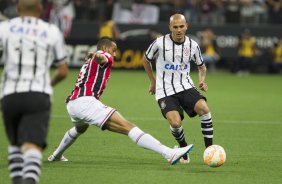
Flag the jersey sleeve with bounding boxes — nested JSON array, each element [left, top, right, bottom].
[[53, 26, 68, 65], [192, 42, 204, 66], [96, 51, 112, 67], [0, 22, 4, 48], [145, 39, 159, 62], [102, 51, 112, 63]]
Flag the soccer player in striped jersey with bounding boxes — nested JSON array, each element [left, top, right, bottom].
[[48, 37, 194, 165], [0, 0, 68, 183], [143, 14, 214, 164]]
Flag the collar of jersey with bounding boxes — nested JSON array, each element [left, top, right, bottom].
[[169, 34, 186, 45]]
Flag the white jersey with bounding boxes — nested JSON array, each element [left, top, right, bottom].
[[0, 16, 67, 98], [145, 34, 204, 100]]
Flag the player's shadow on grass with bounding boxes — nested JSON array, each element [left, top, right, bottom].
[[44, 154, 176, 170]]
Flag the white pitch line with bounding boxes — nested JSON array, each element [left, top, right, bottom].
[[51, 115, 281, 125]]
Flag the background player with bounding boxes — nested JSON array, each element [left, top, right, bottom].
[[143, 14, 214, 164]]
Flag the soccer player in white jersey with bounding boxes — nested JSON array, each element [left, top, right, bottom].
[[48, 37, 194, 166], [0, 0, 68, 184], [143, 14, 214, 164]]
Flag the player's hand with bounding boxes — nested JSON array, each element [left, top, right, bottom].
[[149, 81, 156, 95], [85, 52, 96, 60], [199, 82, 208, 92]]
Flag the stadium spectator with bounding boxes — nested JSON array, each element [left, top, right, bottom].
[[236, 29, 257, 75], [0, 0, 9, 20], [112, 0, 160, 24], [223, 0, 241, 24], [48, 37, 194, 165], [240, 0, 258, 25], [266, 0, 282, 24], [1, 0, 18, 18], [184, 0, 199, 24], [198, 28, 220, 72], [253, 0, 268, 25], [73, 0, 90, 20], [47, 0, 75, 39], [98, 0, 120, 40], [197, 0, 223, 25], [0, 0, 68, 183], [269, 39, 282, 73], [142, 14, 214, 164], [98, 18, 120, 40]]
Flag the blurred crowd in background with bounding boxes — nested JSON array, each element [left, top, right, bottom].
[[1, 0, 282, 25], [0, 0, 281, 74]]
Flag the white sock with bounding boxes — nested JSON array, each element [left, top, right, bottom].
[[22, 149, 42, 183], [128, 127, 173, 159], [53, 127, 80, 157]]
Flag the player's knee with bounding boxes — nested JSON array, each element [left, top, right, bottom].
[[166, 116, 182, 128], [166, 111, 182, 126], [195, 99, 210, 115], [76, 124, 89, 133], [170, 121, 182, 128]]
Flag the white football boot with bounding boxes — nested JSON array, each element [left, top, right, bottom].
[[168, 144, 194, 165], [174, 145, 191, 164], [48, 154, 68, 162]]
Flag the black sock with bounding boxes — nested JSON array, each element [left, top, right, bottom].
[[170, 126, 188, 160], [8, 146, 23, 184], [23, 178, 36, 184], [200, 113, 213, 147]]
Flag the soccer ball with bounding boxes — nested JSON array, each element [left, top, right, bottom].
[[203, 145, 226, 167]]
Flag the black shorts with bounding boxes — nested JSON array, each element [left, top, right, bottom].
[[1, 92, 51, 149], [157, 88, 206, 120]]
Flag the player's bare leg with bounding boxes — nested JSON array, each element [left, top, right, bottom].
[[166, 111, 190, 164], [48, 124, 89, 161], [105, 111, 194, 165]]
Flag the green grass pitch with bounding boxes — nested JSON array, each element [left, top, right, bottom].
[[0, 69, 282, 184]]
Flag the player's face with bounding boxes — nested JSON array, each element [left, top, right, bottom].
[[106, 42, 117, 57], [169, 18, 188, 43]]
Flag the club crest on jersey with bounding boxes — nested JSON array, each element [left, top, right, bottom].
[[164, 63, 188, 71], [160, 100, 166, 110], [183, 47, 190, 57]]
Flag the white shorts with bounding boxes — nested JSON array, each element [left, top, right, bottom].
[[66, 96, 116, 129]]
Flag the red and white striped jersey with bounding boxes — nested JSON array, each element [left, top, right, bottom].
[[67, 51, 113, 102]]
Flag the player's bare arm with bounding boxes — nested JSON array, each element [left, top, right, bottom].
[[198, 64, 208, 92], [142, 56, 156, 95], [51, 60, 68, 86], [86, 52, 108, 65]]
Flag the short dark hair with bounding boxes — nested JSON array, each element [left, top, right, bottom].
[[18, 0, 41, 12], [97, 37, 115, 50]]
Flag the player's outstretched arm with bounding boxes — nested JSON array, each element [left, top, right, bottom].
[[86, 52, 108, 65]]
